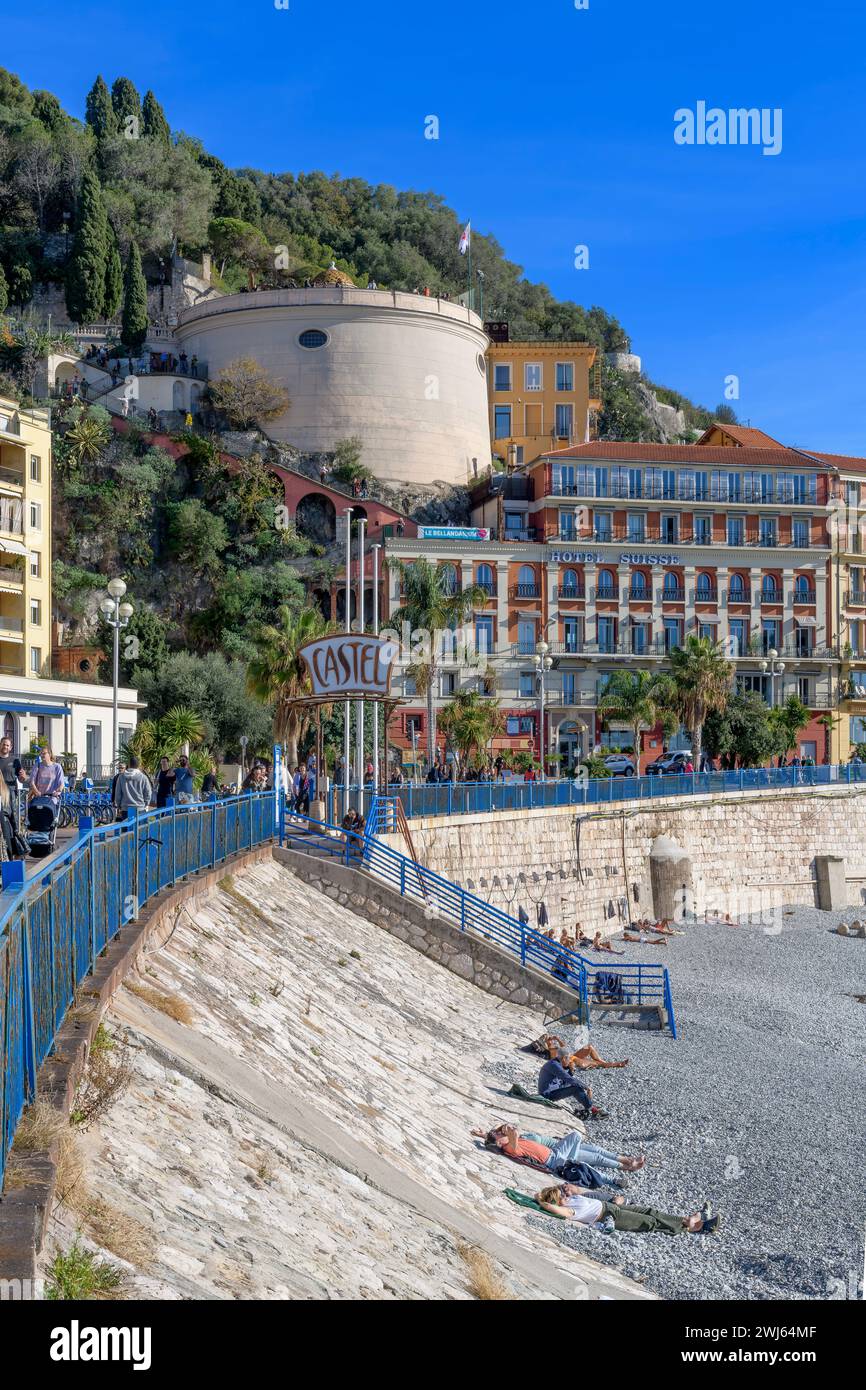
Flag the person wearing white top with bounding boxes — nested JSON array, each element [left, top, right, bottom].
[[535, 1183, 719, 1235]]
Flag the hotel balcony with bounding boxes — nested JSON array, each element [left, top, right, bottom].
[[555, 584, 585, 599], [846, 589, 866, 606], [510, 582, 541, 599]]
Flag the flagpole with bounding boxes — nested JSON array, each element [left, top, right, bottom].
[[468, 234, 472, 312]]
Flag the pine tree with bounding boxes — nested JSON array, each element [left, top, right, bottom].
[[84, 76, 117, 139], [142, 90, 171, 146], [111, 76, 141, 137], [0, 263, 8, 314], [121, 239, 148, 350], [66, 171, 111, 323], [104, 233, 123, 320]]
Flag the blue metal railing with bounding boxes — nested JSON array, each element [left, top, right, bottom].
[[329, 762, 866, 823], [282, 811, 676, 1041], [0, 791, 275, 1186]]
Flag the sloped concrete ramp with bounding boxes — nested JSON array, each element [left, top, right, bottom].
[[47, 859, 651, 1301]]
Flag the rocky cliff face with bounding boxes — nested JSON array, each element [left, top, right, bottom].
[[633, 381, 687, 443]]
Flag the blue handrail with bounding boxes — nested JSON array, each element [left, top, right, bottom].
[[0, 791, 275, 1187], [283, 810, 676, 1041], [328, 762, 862, 823]]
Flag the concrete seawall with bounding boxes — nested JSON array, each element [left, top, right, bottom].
[[382, 784, 866, 935]]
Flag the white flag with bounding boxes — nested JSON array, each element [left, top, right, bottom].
[[459, 222, 471, 256]]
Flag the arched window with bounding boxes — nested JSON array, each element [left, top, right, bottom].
[[477, 562, 494, 592], [630, 570, 648, 597], [440, 563, 458, 596], [663, 572, 679, 596], [796, 574, 811, 598], [696, 572, 713, 597], [729, 573, 745, 597], [762, 574, 778, 600], [518, 564, 535, 587], [561, 568, 579, 595], [597, 568, 614, 595]]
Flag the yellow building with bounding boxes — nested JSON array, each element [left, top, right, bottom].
[[822, 451, 866, 761], [486, 340, 601, 467], [0, 397, 52, 681]]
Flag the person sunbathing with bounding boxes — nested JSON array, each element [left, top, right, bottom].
[[535, 1182, 719, 1236], [592, 931, 624, 955], [563, 1044, 628, 1071], [472, 1124, 645, 1176], [622, 928, 668, 946], [559, 929, 576, 950]]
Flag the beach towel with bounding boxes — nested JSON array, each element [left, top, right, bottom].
[[507, 1082, 560, 1107]]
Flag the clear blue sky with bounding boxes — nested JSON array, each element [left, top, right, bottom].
[[4, 0, 866, 453]]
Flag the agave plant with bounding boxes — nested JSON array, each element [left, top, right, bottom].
[[65, 412, 111, 466]]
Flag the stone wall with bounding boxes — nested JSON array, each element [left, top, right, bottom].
[[380, 784, 866, 935], [272, 845, 582, 1017]]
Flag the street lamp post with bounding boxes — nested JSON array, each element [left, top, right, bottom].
[[371, 543, 382, 792], [342, 507, 353, 820], [99, 579, 134, 773], [355, 517, 366, 793], [760, 647, 785, 707], [533, 640, 553, 776]]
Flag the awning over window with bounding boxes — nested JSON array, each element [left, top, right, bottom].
[[0, 538, 27, 557], [0, 700, 72, 717]]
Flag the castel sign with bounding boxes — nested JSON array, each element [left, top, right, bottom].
[[299, 633, 398, 703]]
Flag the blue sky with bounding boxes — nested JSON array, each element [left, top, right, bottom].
[[4, 0, 866, 453]]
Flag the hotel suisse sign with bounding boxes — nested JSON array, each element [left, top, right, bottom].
[[299, 633, 398, 703], [552, 550, 681, 566]]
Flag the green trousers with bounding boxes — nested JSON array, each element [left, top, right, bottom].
[[600, 1201, 686, 1235]]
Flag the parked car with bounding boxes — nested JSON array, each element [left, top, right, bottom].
[[646, 750, 693, 776], [603, 753, 638, 777]]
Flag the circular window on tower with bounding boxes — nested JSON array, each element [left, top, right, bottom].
[[298, 329, 329, 349], [477, 353, 486, 375]]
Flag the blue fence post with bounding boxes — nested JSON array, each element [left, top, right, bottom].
[[0, 861, 24, 890], [408, 783, 413, 819], [210, 793, 218, 868], [448, 781, 453, 816], [400, 859, 406, 895], [168, 796, 177, 885]]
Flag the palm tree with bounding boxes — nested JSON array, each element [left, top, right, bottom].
[[770, 694, 811, 761], [668, 635, 733, 769], [389, 558, 488, 764], [124, 706, 205, 775], [439, 689, 504, 769], [596, 670, 674, 766], [246, 605, 332, 768]]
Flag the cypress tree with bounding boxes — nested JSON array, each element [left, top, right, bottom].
[[66, 171, 111, 323], [121, 240, 148, 350], [104, 233, 123, 320], [0, 263, 8, 314], [85, 76, 117, 139], [111, 76, 141, 136], [32, 89, 66, 131], [141, 90, 171, 146]]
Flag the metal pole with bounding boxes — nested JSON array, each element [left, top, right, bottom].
[[112, 602, 120, 774], [356, 518, 366, 792], [371, 543, 381, 792], [343, 507, 353, 820]]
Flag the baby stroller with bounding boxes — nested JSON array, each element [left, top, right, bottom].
[[26, 795, 59, 859]]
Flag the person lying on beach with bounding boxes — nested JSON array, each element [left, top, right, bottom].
[[537, 1035, 627, 1070], [592, 931, 624, 955], [622, 929, 668, 946], [561, 1044, 628, 1071], [535, 1183, 720, 1235], [472, 1124, 645, 1176]]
